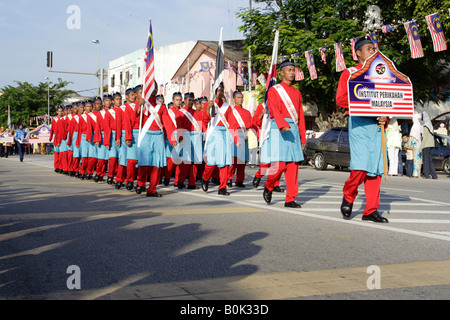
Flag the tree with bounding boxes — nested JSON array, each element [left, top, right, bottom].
[[238, 0, 450, 118], [0, 79, 73, 128]]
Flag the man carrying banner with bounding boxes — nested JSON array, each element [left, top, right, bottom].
[[263, 59, 306, 208], [336, 36, 389, 223]]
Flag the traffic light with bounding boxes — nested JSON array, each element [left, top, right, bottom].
[[46, 51, 53, 68]]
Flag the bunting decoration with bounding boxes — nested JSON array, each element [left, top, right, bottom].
[[295, 67, 304, 81], [350, 38, 358, 61]]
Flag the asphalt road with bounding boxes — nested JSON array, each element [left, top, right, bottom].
[[1, 154, 450, 304]]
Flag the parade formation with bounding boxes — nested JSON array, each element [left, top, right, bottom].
[[46, 35, 401, 223]]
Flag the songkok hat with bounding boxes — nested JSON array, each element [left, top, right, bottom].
[[133, 85, 143, 92], [184, 92, 194, 99], [172, 92, 182, 99], [279, 59, 296, 70], [355, 35, 374, 51], [112, 92, 121, 98], [155, 94, 163, 99], [233, 90, 242, 97], [93, 96, 102, 102], [103, 93, 112, 100], [125, 87, 134, 95]]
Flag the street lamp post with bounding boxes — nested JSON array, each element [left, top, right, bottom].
[[44, 77, 50, 125], [92, 40, 103, 98]]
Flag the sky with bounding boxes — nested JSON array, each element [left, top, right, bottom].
[[0, 0, 255, 96]]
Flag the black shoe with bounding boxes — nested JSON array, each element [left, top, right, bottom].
[[273, 186, 284, 192], [126, 181, 134, 191], [68, 171, 75, 177], [115, 181, 123, 189], [362, 211, 389, 223], [201, 179, 209, 192], [135, 186, 145, 194], [340, 197, 353, 218], [177, 183, 186, 189], [163, 178, 170, 186], [218, 188, 230, 195], [86, 174, 93, 180], [98, 176, 104, 182], [93, 175, 99, 183], [187, 185, 199, 189], [107, 177, 114, 185], [284, 201, 302, 208], [235, 181, 246, 188], [80, 174, 86, 180], [263, 187, 272, 204], [252, 176, 261, 188], [146, 192, 162, 197], [227, 180, 232, 187]]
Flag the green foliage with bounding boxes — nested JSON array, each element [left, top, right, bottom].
[[0, 79, 73, 127], [238, 0, 450, 115]]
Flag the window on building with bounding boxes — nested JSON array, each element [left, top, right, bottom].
[[111, 74, 115, 88], [120, 72, 123, 85]]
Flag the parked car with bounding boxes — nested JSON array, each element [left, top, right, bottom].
[[432, 134, 450, 174], [304, 127, 350, 170]]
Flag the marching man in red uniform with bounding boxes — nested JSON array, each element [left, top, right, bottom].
[[227, 90, 252, 188], [263, 59, 306, 208], [336, 36, 389, 223]]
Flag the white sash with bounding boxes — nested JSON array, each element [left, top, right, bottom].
[[273, 84, 298, 126], [259, 104, 271, 147], [88, 112, 97, 123], [180, 108, 202, 135], [231, 107, 247, 132], [68, 114, 73, 120], [205, 103, 230, 149], [168, 108, 177, 128], [100, 109, 106, 119], [74, 115, 79, 124], [108, 108, 116, 120], [81, 114, 88, 123], [137, 102, 162, 148]]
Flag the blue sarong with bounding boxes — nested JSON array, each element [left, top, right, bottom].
[[138, 130, 166, 167], [267, 118, 303, 163], [204, 126, 233, 167]]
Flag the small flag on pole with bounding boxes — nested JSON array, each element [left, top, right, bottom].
[[404, 21, 424, 59], [381, 25, 396, 33], [369, 32, 379, 50], [425, 13, 447, 52], [143, 19, 155, 102]]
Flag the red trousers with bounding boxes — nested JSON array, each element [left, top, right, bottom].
[[264, 161, 299, 203], [80, 157, 89, 175], [60, 151, 68, 172], [256, 163, 280, 187], [178, 162, 197, 186], [116, 164, 126, 182], [71, 157, 80, 173], [107, 157, 117, 178], [96, 159, 107, 177], [137, 166, 161, 194], [203, 165, 229, 189], [126, 160, 138, 183], [343, 170, 381, 216], [228, 157, 245, 183], [67, 150, 73, 172], [164, 158, 180, 185], [54, 152, 60, 170], [87, 157, 97, 175]]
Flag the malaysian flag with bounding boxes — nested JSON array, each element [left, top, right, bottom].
[[405, 21, 424, 59], [295, 67, 304, 81], [334, 42, 346, 72], [305, 50, 317, 80], [350, 38, 358, 61], [320, 46, 327, 64], [143, 19, 155, 102], [426, 13, 447, 52]]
